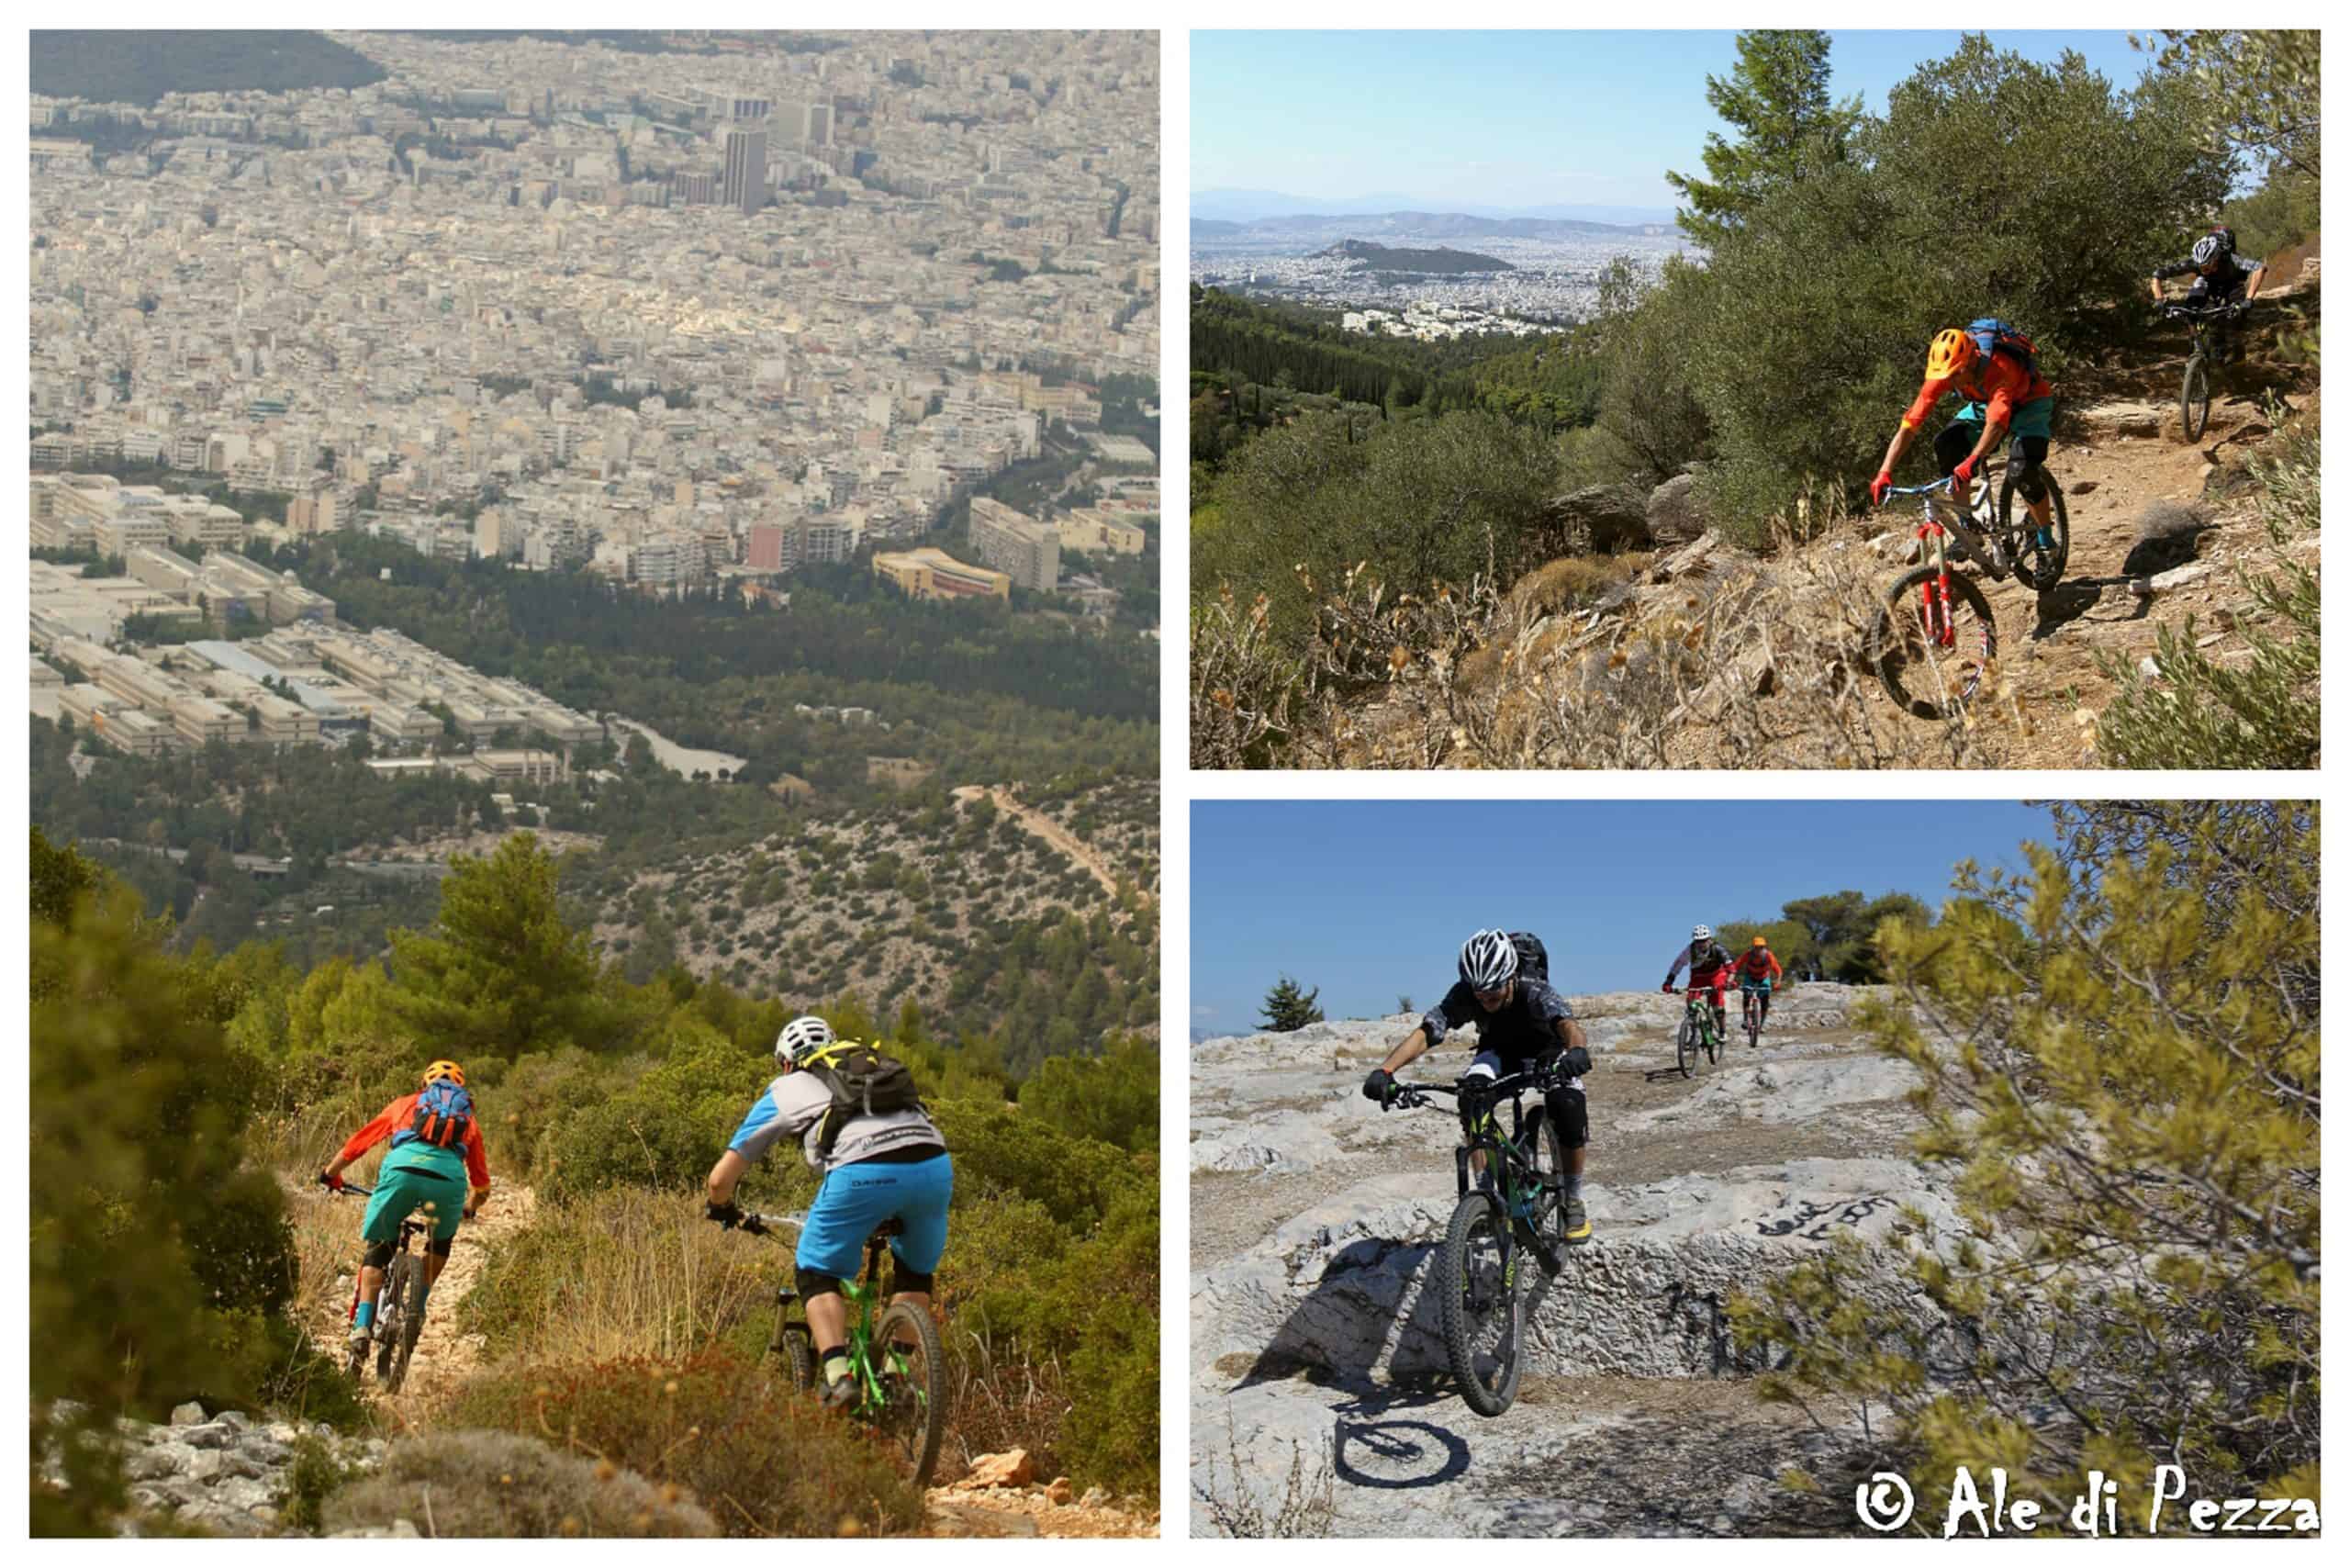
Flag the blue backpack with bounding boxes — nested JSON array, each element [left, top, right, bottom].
[[1967, 319, 2040, 379], [401, 1078, 475, 1151]]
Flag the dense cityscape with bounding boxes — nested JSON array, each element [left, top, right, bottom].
[[31, 28, 1161, 762], [1191, 223, 1686, 336]]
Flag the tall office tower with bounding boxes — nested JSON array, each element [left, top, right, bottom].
[[723, 125, 768, 215]]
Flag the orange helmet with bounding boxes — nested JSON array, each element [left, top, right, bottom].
[[421, 1059, 466, 1088], [1927, 328, 1978, 381], [1752, 935, 1770, 947]]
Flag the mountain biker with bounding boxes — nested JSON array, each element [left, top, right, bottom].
[[319, 1059, 491, 1358], [2148, 226, 2266, 365], [1730, 935, 1784, 1037], [1662, 924, 1736, 1040], [1869, 323, 2058, 558], [1361, 929, 1595, 1247], [704, 1014, 952, 1409]]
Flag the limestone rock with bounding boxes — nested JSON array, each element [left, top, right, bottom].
[[1046, 1476, 1074, 1505], [1546, 484, 1652, 554], [959, 1450, 1035, 1490], [169, 1402, 208, 1427], [1644, 472, 1708, 545]]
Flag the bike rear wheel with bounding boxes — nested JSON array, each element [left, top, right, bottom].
[[386, 1252, 428, 1392], [1674, 1015, 1697, 1079], [1872, 566, 1997, 719], [1998, 469, 2071, 592], [874, 1300, 947, 1487], [2181, 353, 2211, 440], [1438, 1193, 1524, 1417]]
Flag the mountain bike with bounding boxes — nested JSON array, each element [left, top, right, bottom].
[[1385, 1068, 1571, 1417], [2165, 300, 2237, 440], [1869, 460, 2069, 718], [1677, 987, 1722, 1077], [326, 1182, 430, 1393], [739, 1211, 947, 1486], [1740, 982, 1769, 1050]]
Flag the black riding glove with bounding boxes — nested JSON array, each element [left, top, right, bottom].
[[1361, 1068, 1395, 1106], [705, 1200, 744, 1229], [1556, 1047, 1593, 1081]]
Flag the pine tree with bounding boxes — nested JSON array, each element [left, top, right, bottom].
[[1665, 29, 1862, 249], [387, 832, 608, 1061], [1732, 801, 2318, 1523], [1259, 974, 1325, 1033]]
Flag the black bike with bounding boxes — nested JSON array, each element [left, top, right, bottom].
[[1387, 1069, 1572, 1417], [326, 1182, 429, 1393], [2165, 300, 2239, 441]]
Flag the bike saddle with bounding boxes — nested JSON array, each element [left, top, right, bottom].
[[870, 1216, 907, 1240]]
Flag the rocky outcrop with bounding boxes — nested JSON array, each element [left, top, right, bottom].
[[1545, 485, 1652, 554], [43, 1400, 387, 1538], [1645, 472, 1709, 545]]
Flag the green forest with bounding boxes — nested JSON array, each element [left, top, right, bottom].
[[31, 828, 1159, 1534], [31, 30, 387, 106]]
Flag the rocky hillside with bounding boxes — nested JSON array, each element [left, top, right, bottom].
[[1190, 986, 1968, 1537], [1331, 272, 2321, 769], [571, 779, 1159, 1024]]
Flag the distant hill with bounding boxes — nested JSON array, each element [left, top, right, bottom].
[[1193, 187, 1679, 227], [31, 30, 387, 106], [1195, 209, 1681, 245], [1321, 239, 1513, 274]]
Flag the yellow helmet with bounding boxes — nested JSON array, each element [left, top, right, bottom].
[[1927, 328, 1978, 381], [421, 1059, 466, 1088]]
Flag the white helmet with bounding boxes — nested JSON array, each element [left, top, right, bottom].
[[2191, 232, 2226, 269], [1458, 928, 1519, 991], [1692, 924, 1712, 942], [775, 1014, 835, 1068]]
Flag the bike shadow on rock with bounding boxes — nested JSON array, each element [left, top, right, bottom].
[[2026, 574, 2147, 639]]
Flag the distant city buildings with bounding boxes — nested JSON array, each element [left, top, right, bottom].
[[967, 497, 1058, 593], [871, 545, 1010, 601]]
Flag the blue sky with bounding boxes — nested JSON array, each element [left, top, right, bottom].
[[1189, 800, 2053, 1029], [1192, 31, 2166, 214]]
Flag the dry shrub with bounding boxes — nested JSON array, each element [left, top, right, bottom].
[[942, 1325, 1071, 1484], [1190, 585, 1315, 769], [457, 1190, 778, 1367], [322, 1428, 719, 1538], [451, 1350, 925, 1538]]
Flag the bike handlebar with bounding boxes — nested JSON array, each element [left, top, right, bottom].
[[324, 1179, 375, 1197], [1393, 1069, 1551, 1110], [1886, 477, 1956, 498], [2165, 302, 2236, 319], [739, 1210, 808, 1238]]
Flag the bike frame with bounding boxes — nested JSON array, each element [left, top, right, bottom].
[[1395, 1075, 1563, 1279], [1886, 477, 1964, 649], [330, 1182, 426, 1326], [750, 1215, 908, 1417]]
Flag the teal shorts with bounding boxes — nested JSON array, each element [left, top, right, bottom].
[[361, 1145, 469, 1243], [1953, 393, 2054, 443]]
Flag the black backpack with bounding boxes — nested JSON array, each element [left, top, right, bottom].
[[1507, 932, 1550, 985], [804, 1042, 923, 1156], [406, 1078, 475, 1151]]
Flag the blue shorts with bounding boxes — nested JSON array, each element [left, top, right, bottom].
[[361, 1146, 468, 1244], [796, 1152, 953, 1280]]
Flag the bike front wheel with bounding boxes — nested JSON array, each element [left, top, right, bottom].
[[1872, 567, 1997, 719], [2180, 353, 2211, 440], [773, 1308, 816, 1394], [1745, 1000, 1762, 1050], [1439, 1193, 1524, 1417], [873, 1300, 947, 1487], [1518, 1106, 1571, 1261], [1674, 1016, 1697, 1079]]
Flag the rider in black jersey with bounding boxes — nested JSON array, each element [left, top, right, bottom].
[[1362, 928, 1595, 1246], [2150, 227, 2266, 364]]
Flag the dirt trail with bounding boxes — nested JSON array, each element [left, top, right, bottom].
[[952, 784, 1133, 899]]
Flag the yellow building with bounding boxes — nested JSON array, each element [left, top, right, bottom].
[[871, 547, 1012, 602]]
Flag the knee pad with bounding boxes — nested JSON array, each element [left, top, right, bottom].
[[1544, 1087, 1591, 1150], [890, 1264, 936, 1297], [795, 1267, 845, 1304], [362, 1239, 395, 1271], [426, 1236, 453, 1259]]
